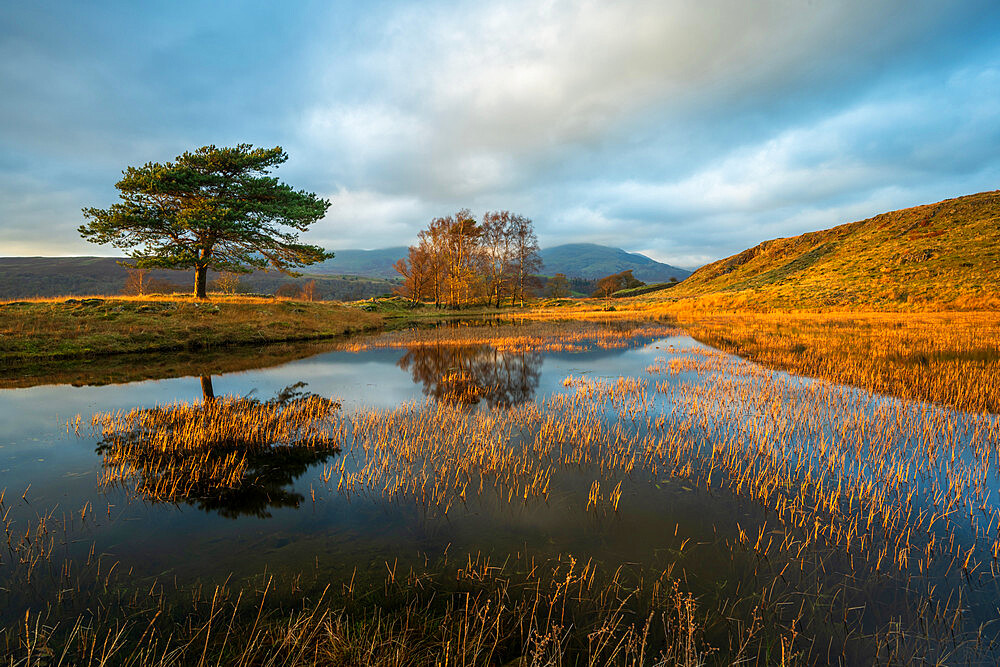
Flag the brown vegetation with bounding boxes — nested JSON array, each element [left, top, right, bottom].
[[593, 269, 645, 297], [677, 311, 1000, 413]]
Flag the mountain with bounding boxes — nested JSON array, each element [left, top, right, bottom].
[[539, 244, 691, 282], [309, 247, 409, 279], [669, 190, 1000, 308], [308, 243, 692, 283]]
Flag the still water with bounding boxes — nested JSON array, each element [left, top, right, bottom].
[[1, 325, 724, 591]]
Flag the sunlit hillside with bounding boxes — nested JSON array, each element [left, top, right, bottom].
[[667, 190, 1000, 309]]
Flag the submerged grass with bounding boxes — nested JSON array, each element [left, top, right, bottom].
[[6, 549, 711, 667]]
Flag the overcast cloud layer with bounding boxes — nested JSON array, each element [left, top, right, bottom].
[[2, 0, 999, 268]]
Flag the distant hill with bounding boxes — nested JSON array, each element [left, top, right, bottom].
[[539, 244, 691, 282], [0, 257, 399, 301], [309, 247, 409, 279], [0, 242, 692, 300], [310, 243, 691, 283], [668, 190, 1000, 309]]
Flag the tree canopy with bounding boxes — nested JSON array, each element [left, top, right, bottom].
[[394, 210, 541, 308], [80, 144, 332, 298], [593, 270, 645, 298]]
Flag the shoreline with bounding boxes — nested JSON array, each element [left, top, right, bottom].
[[0, 296, 533, 373]]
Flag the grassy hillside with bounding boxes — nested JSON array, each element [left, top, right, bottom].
[[539, 244, 691, 282], [667, 190, 1000, 309], [0, 257, 400, 300]]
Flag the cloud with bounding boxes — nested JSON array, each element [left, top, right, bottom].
[[309, 188, 427, 250], [515, 59, 1000, 267], [303, 1, 979, 184], [0, 171, 95, 256], [2, 0, 999, 268]]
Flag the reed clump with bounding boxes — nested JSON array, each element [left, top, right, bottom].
[[83, 391, 342, 509]]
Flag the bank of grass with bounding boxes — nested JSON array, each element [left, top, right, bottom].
[[626, 287, 1000, 312], [0, 295, 383, 365], [525, 287, 1000, 316], [0, 294, 536, 373]]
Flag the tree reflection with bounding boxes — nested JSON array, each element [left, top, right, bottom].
[[397, 344, 541, 407], [201, 375, 215, 402], [172, 446, 335, 519], [92, 382, 340, 519]]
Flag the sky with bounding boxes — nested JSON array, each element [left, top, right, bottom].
[[2, 1, 999, 270]]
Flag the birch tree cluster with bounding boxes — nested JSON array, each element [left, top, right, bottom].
[[394, 210, 542, 308]]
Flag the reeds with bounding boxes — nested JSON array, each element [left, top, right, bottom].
[[13, 317, 1000, 663], [83, 392, 342, 509], [5, 551, 712, 666], [677, 311, 1000, 414]]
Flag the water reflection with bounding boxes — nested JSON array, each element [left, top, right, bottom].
[[93, 382, 340, 519], [1, 339, 355, 390], [201, 375, 215, 401], [397, 343, 542, 407], [164, 446, 335, 519]]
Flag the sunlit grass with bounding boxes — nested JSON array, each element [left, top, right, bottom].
[[0, 297, 382, 364], [83, 391, 342, 507], [2, 293, 289, 304], [675, 311, 1000, 413]]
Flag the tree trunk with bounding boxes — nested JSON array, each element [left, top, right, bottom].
[[518, 265, 525, 307], [195, 264, 208, 299]]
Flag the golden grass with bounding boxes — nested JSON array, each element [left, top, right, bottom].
[[666, 190, 1000, 310], [5, 549, 710, 666], [675, 311, 1000, 414], [641, 289, 1000, 312], [3, 293, 297, 305]]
